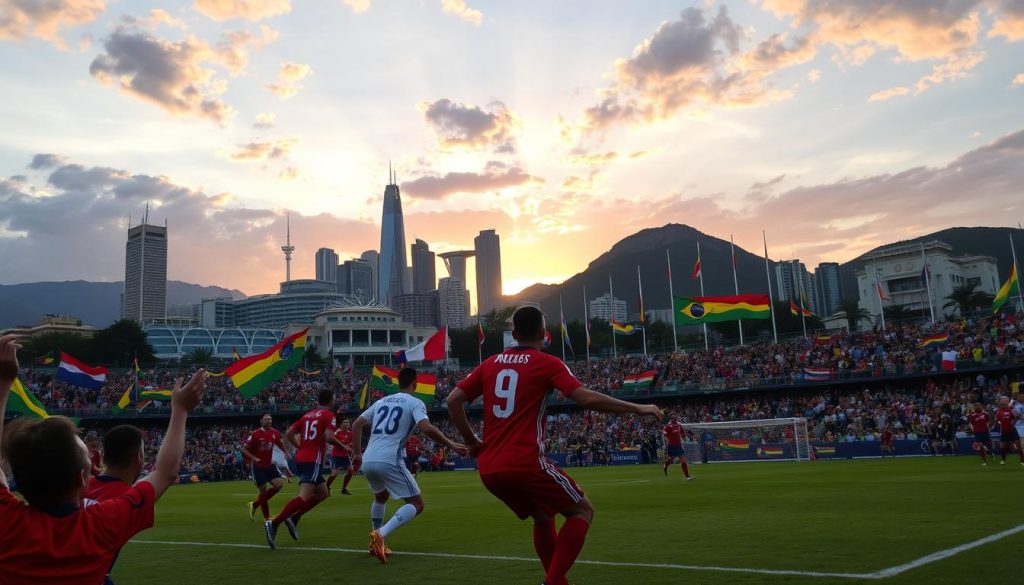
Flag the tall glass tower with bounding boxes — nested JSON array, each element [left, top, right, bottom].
[[378, 168, 408, 306]]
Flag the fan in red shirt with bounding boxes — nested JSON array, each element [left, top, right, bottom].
[[880, 427, 895, 458], [448, 307, 661, 585], [967, 403, 993, 465], [662, 417, 692, 479], [242, 414, 289, 521], [326, 417, 356, 495], [264, 389, 348, 549], [995, 397, 1024, 466], [0, 334, 207, 585], [405, 434, 422, 476]]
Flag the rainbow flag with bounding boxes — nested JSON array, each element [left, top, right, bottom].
[[918, 333, 949, 349], [611, 320, 636, 335], [760, 447, 785, 456], [226, 329, 308, 399], [719, 439, 749, 450], [7, 378, 49, 419], [369, 365, 437, 403], [623, 370, 655, 390], [993, 264, 1019, 314], [674, 294, 770, 325], [139, 388, 173, 401], [790, 300, 812, 317], [814, 445, 836, 456]]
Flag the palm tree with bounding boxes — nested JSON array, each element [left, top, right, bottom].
[[839, 299, 871, 332], [943, 283, 995, 316], [183, 347, 214, 366]]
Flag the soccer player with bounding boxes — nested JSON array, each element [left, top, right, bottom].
[[242, 414, 288, 521], [264, 389, 349, 549], [447, 307, 662, 585], [0, 334, 207, 585], [880, 426, 895, 458], [272, 443, 294, 483], [325, 417, 355, 495], [662, 416, 692, 479], [352, 367, 467, 563], [995, 396, 1024, 466], [967, 402, 993, 466], [404, 434, 422, 476]]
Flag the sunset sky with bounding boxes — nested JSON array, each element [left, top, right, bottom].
[[2, 0, 1023, 300]]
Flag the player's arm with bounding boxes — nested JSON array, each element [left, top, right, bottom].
[[138, 369, 207, 500], [240, 442, 257, 463], [0, 334, 24, 489], [285, 426, 302, 450], [324, 428, 350, 453], [567, 386, 662, 417], [416, 420, 469, 456], [446, 388, 482, 454], [274, 436, 289, 455], [350, 416, 370, 468]]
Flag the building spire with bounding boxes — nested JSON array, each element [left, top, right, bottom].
[[281, 211, 295, 283]]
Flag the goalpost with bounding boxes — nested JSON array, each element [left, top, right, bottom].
[[680, 418, 811, 463]]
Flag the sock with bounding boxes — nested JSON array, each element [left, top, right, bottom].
[[326, 474, 337, 488], [371, 501, 386, 530], [663, 461, 669, 472], [252, 493, 264, 507], [293, 495, 322, 520], [342, 470, 354, 490], [272, 496, 306, 527], [260, 500, 271, 519], [681, 462, 690, 478], [544, 517, 590, 585], [533, 517, 557, 571], [378, 503, 418, 539]]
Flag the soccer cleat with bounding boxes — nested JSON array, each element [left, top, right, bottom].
[[341, 489, 352, 495], [369, 542, 393, 558], [1001, 461, 1006, 466], [369, 530, 388, 564], [284, 517, 299, 541], [686, 476, 694, 481], [982, 462, 987, 466], [663, 467, 668, 477], [264, 521, 277, 550], [248, 501, 257, 521]]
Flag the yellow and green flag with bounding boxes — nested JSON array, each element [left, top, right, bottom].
[[357, 380, 370, 409], [675, 294, 771, 325], [112, 382, 134, 414], [7, 378, 49, 419], [370, 365, 437, 403], [993, 265, 1019, 314], [226, 329, 308, 399], [139, 388, 173, 401]]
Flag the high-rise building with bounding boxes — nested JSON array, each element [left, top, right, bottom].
[[378, 170, 408, 305], [123, 215, 168, 322], [438, 277, 468, 329], [774, 260, 819, 314], [360, 250, 379, 301], [815, 262, 844, 316], [474, 229, 503, 315], [315, 248, 339, 286], [334, 259, 374, 303], [589, 292, 627, 323], [411, 239, 436, 293], [394, 292, 439, 328]]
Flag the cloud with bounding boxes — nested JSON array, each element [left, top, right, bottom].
[[0, 0, 105, 48], [341, 0, 371, 14], [1014, 73, 1024, 86], [214, 25, 278, 75], [868, 86, 910, 102], [253, 112, 276, 128], [441, 0, 482, 25], [278, 166, 300, 180], [990, 0, 1024, 41], [266, 61, 311, 99], [28, 154, 66, 170], [89, 24, 238, 125], [807, 68, 821, 82], [401, 164, 543, 200], [422, 98, 517, 153], [193, 0, 291, 22], [229, 139, 296, 161]]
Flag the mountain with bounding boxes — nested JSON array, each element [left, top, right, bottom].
[[838, 227, 1024, 300], [0, 281, 246, 329], [506, 224, 777, 321]]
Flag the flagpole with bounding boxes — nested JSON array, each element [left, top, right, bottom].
[[609, 275, 617, 358], [584, 284, 591, 361], [666, 249, 678, 352], [920, 242, 935, 324], [731, 235, 744, 346], [763, 230, 779, 344], [873, 259, 887, 330], [478, 320, 483, 365], [637, 265, 647, 357], [1011, 232, 1024, 312], [799, 291, 808, 339], [559, 295, 566, 361], [697, 240, 708, 351]]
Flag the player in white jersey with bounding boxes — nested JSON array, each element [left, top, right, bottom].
[[351, 367, 467, 564], [271, 444, 294, 482], [1013, 393, 1024, 438]]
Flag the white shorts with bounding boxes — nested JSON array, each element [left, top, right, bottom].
[[362, 460, 421, 499], [272, 450, 289, 468]]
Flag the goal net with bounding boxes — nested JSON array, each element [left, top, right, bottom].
[[679, 418, 811, 463]]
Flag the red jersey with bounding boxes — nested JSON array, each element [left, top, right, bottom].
[[85, 475, 132, 502], [663, 421, 683, 446], [243, 428, 283, 469], [289, 408, 337, 464], [0, 481, 155, 585], [456, 347, 583, 474], [331, 429, 353, 457], [405, 435, 421, 457], [968, 411, 991, 434], [995, 408, 1017, 433], [881, 430, 894, 444]]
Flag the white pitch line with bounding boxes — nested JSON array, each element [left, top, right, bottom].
[[864, 522, 1024, 579]]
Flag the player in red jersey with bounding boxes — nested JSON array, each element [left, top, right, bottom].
[[86, 438, 103, 476], [242, 414, 289, 520], [404, 434, 422, 476], [0, 334, 207, 585], [264, 389, 350, 549], [662, 417, 692, 479], [447, 307, 662, 585], [967, 402, 993, 466], [995, 397, 1024, 466], [880, 426, 895, 458], [325, 417, 355, 495]]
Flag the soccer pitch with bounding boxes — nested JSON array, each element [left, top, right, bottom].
[[118, 458, 1023, 585]]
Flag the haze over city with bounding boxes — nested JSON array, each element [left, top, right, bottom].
[[1, 0, 1023, 297]]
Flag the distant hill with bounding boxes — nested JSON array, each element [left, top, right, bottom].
[[0, 281, 245, 328], [506, 224, 777, 321]]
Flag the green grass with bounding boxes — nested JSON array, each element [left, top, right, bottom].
[[116, 458, 1024, 585]]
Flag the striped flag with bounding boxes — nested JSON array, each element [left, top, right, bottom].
[[57, 353, 108, 390], [226, 329, 308, 399], [691, 254, 702, 280], [139, 388, 173, 401], [622, 370, 655, 390], [232, 347, 242, 361], [370, 365, 436, 403], [7, 378, 50, 419], [357, 380, 370, 409], [112, 382, 134, 415], [918, 333, 949, 349], [560, 312, 574, 355], [803, 368, 831, 382]]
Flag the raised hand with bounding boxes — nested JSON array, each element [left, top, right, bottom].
[[0, 334, 22, 384], [172, 369, 207, 412], [636, 404, 663, 418]]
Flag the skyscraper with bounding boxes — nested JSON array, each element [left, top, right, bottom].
[[411, 239, 436, 293], [360, 250, 379, 301], [815, 262, 844, 316], [123, 213, 168, 322], [378, 170, 408, 305], [775, 260, 819, 314], [474, 229, 503, 315], [438, 277, 468, 328], [315, 247, 338, 285]]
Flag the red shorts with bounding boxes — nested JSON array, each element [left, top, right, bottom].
[[480, 459, 585, 520]]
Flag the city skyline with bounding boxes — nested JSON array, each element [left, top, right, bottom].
[[2, 1, 1024, 297]]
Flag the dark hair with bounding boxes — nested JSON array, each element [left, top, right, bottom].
[[512, 306, 545, 342], [317, 389, 334, 406], [2, 416, 87, 509], [102, 425, 145, 469], [398, 367, 417, 389]]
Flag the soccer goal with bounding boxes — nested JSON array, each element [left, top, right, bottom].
[[680, 418, 811, 463]]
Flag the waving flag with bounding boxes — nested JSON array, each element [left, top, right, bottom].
[[802, 368, 831, 382], [232, 347, 242, 361], [585, 319, 592, 347], [560, 315, 574, 355], [478, 322, 485, 346], [674, 295, 770, 325], [622, 370, 655, 390], [875, 272, 890, 301], [112, 383, 134, 415], [396, 327, 447, 364], [719, 439, 749, 450], [226, 328, 308, 399], [139, 388, 173, 401], [57, 353, 108, 390], [918, 333, 949, 349], [7, 379, 50, 419], [691, 254, 702, 280], [611, 320, 636, 335], [790, 300, 812, 317], [993, 264, 1018, 314], [370, 365, 436, 403]]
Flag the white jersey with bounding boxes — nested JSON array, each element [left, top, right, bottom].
[[359, 393, 429, 464], [1013, 402, 1024, 435]]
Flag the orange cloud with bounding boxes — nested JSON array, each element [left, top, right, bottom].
[[193, 0, 291, 22], [441, 0, 482, 26], [421, 98, 517, 153], [266, 61, 311, 99], [230, 139, 296, 161], [868, 86, 910, 102], [0, 0, 105, 49]]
